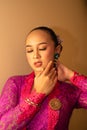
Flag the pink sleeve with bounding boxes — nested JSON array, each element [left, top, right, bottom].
[[0, 77, 45, 130], [70, 72, 87, 108]]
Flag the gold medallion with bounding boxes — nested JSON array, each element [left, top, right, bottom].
[[49, 98, 62, 110]]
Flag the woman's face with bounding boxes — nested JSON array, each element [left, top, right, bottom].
[[26, 30, 56, 74]]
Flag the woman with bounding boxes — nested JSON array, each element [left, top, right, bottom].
[[0, 26, 87, 130]]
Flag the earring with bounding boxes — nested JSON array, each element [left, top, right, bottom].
[[54, 53, 60, 68], [54, 53, 60, 60]]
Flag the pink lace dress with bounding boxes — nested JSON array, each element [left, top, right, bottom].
[[0, 72, 87, 130]]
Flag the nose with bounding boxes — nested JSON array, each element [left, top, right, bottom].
[[33, 50, 41, 59]]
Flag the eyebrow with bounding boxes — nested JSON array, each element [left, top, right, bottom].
[[26, 42, 48, 47]]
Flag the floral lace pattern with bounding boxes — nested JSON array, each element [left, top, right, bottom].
[[18, 72, 46, 126], [70, 72, 87, 108], [48, 82, 60, 130], [0, 71, 87, 130], [70, 72, 87, 91]]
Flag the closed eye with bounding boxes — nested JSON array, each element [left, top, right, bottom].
[[39, 48, 46, 51], [26, 50, 33, 53]]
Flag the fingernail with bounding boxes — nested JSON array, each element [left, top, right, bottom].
[[50, 60, 52, 63]]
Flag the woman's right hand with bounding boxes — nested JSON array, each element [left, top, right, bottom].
[[33, 61, 58, 96]]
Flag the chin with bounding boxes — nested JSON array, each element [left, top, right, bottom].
[[34, 67, 44, 72]]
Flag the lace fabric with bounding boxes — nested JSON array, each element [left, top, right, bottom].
[[0, 71, 87, 130], [70, 72, 87, 108], [48, 83, 60, 130], [18, 72, 46, 125]]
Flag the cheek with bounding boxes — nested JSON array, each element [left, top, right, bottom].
[[26, 54, 32, 64], [43, 49, 54, 61]]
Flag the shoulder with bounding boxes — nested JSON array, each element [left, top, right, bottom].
[[9, 72, 34, 82], [58, 81, 81, 98], [5, 72, 34, 88], [1, 73, 32, 96], [6, 74, 27, 85]]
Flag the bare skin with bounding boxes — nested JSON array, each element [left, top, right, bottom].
[[57, 61, 74, 82], [33, 61, 74, 95], [33, 61, 58, 95], [26, 30, 74, 96]]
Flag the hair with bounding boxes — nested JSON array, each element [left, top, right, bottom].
[[29, 26, 63, 50]]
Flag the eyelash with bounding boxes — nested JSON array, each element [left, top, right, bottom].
[[26, 48, 46, 53], [27, 50, 33, 53], [39, 48, 46, 51]]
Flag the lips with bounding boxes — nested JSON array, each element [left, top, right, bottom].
[[34, 61, 42, 67]]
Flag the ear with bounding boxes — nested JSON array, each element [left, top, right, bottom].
[[55, 44, 62, 55]]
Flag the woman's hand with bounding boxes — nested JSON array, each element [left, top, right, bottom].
[[33, 61, 58, 95], [57, 61, 74, 82]]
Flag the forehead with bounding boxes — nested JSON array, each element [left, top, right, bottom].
[[26, 30, 52, 45]]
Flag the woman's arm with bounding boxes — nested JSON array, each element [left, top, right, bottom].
[[0, 61, 57, 130], [0, 77, 45, 130], [57, 61, 87, 108], [70, 72, 87, 108]]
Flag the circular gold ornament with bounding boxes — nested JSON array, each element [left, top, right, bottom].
[[49, 98, 62, 110]]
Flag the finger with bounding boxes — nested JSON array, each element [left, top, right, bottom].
[[53, 76, 58, 84], [57, 60, 62, 68], [43, 61, 53, 75], [48, 68, 56, 78], [35, 68, 44, 78], [51, 70, 57, 80]]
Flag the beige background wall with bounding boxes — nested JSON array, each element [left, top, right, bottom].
[[0, 0, 87, 130]]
